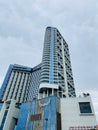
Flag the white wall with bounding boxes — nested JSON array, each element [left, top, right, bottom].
[[61, 96, 97, 130]]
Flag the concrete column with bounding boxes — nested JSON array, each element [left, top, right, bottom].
[[52, 88, 54, 96], [61, 38, 68, 97], [47, 89, 48, 97]]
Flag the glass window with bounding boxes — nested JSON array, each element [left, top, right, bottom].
[[79, 102, 92, 113]]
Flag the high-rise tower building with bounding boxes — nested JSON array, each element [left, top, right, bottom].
[[39, 27, 76, 98], [0, 64, 42, 103], [0, 64, 32, 103], [0, 27, 76, 102]]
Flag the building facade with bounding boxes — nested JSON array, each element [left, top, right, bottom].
[[0, 95, 97, 130], [61, 95, 97, 130], [0, 99, 20, 130], [16, 95, 97, 130], [0, 64, 32, 103], [0, 64, 42, 103], [28, 64, 41, 100], [0, 26, 97, 130], [16, 96, 61, 130], [0, 27, 76, 102], [39, 27, 76, 98]]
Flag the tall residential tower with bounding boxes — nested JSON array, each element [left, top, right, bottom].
[[39, 27, 76, 98]]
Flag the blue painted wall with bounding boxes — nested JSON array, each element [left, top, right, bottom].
[[16, 96, 60, 130]]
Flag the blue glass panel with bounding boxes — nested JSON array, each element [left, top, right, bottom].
[[49, 28, 54, 84]]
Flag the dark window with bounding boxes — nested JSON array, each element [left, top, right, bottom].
[[57, 112, 61, 130], [79, 102, 92, 113]]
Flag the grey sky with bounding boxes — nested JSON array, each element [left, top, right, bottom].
[[0, 0, 98, 121]]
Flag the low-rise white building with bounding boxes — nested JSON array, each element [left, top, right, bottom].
[[61, 95, 97, 130]]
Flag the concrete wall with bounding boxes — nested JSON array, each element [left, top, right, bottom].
[[0, 99, 20, 130], [61, 96, 97, 130]]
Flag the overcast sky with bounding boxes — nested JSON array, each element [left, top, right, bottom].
[[0, 0, 98, 121]]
